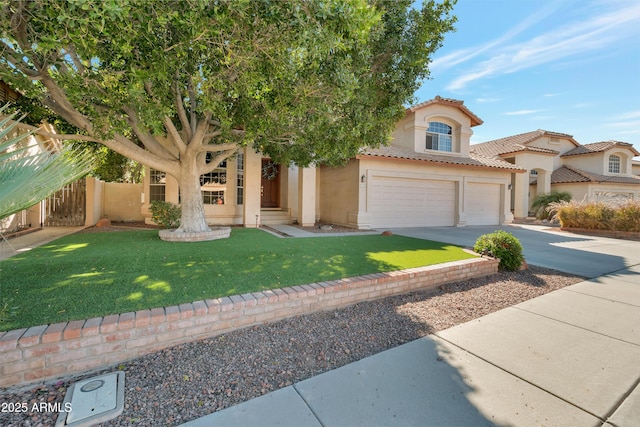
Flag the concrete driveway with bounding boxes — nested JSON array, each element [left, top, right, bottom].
[[391, 224, 640, 278]]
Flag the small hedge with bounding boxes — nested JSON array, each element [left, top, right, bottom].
[[149, 200, 181, 229], [473, 230, 524, 271], [550, 198, 640, 232], [531, 191, 571, 220]]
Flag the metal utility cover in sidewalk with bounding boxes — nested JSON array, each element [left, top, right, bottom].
[[56, 372, 125, 427]]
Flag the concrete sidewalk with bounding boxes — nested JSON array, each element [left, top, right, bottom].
[[181, 225, 640, 426], [0, 226, 86, 261], [181, 266, 640, 427]]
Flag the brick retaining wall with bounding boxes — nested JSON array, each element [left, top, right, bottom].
[[0, 257, 498, 389]]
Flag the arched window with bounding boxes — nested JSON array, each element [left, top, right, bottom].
[[426, 122, 452, 152], [608, 155, 621, 174]]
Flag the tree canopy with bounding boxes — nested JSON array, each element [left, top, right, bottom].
[[0, 0, 456, 234]]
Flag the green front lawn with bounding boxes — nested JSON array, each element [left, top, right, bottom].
[[0, 228, 476, 331]]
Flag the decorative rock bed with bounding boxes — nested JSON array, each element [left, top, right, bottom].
[[158, 227, 231, 242]]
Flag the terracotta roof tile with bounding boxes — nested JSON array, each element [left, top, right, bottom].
[[561, 141, 640, 157], [408, 96, 483, 127], [359, 145, 525, 172], [470, 130, 577, 157], [531, 166, 640, 185]]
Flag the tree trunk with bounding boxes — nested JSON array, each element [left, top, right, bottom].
[[175, 160, 209, 233]]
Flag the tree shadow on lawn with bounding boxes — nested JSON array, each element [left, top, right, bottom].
[[0, 228, 475, 331]]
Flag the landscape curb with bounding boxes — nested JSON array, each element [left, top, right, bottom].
[[0, 256, 499, 389]]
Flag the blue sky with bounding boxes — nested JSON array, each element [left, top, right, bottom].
[[414, 0, 640, 152]]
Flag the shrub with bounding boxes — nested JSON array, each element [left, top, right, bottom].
[[550, 197, 640, 232], [149, 200, 181, 229], [531, 191, 571, 220], [610, 199, 640, 232], [473, 230, 524, 271]]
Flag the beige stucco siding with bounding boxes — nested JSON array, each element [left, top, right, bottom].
[[318, 160, 359, 226], [103, 182, 144, 222]]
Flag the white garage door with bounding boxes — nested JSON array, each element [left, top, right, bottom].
[[369, 177, 456, 228], [466, 183, 500, 225]]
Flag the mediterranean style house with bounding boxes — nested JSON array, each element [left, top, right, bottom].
[[142, 96, 524, 229], [471, 131, 640, 218], [142, 96, 640, 229]]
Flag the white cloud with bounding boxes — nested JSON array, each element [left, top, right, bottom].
[[443, 2, 640, 90], [606, 120, 640, 128], [430, 2, 562, 74], [614, 111, 640, 120], [504, 110, 540, 116], [476, 97, 501, 103]]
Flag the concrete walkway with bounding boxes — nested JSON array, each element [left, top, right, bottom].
[[181, 225, 640, 427], [0, 226, 86, 261], [266, 224, 379, 238]]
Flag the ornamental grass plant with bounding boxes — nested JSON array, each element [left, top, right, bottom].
[[550, 196, 640, 232]]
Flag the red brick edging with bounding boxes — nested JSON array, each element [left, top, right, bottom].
[[0, 257, 498, 388]]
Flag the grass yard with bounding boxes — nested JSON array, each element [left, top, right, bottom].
[[0, 228, 476, 331]]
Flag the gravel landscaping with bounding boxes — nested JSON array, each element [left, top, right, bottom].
[[1, 265, 583, 427]]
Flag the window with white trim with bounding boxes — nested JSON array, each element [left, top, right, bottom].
[[236, 153, 244, 205], [149, 169, 166, 202], [608, 155, 621, 174], [426, 122, 453, 152], [200, 155, 227, 204]]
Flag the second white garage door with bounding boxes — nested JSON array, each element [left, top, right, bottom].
[[466, 182, 501, 225], [369, 177, 456, 228]]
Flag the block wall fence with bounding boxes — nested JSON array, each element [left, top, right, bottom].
[[0, 257, 498, 389]]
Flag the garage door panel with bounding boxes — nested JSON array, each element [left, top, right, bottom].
[[370, 177, 455, 228], [466, 183, 500, 225]]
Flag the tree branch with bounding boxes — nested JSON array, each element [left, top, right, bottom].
[[120, 107, 177, 160], [188, 77, 197, 137], [199, 148, 239, 175], [190, 111, 212, 148], [172, 78, 191, 140], [163, 116, 187, 156]]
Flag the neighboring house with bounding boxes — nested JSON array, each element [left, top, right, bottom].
[[142, 96, 524, 228], [471, 131, 640, 217], [0, 81, 47, 232], [633, 159, 640, 176]]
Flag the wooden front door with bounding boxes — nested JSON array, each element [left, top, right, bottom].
[[260, 159, 280, 208]]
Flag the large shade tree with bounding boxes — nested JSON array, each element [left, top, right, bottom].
[[0, 0, 456, 236]]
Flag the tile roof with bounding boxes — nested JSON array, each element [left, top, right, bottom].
[[531, 166, 640, 185], [561, 141, 640, 157], [359, 145, 525, 172], [408, 96, 483, 127], [470, 130, 577, 157]]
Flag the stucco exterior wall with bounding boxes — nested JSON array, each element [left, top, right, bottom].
[[318, 159, 359, 226], [393, 104, 474, 157], [103, 182, 144, 222], [527, 137, 576, 170], [562, 153, 607, 175]]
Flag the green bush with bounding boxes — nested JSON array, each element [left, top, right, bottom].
[[531, 191, 571, 220], [473, 230, 524, 271], [149, 200, 181, 229]]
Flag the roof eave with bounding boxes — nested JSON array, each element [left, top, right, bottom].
[[356, 153, 526, 173]]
